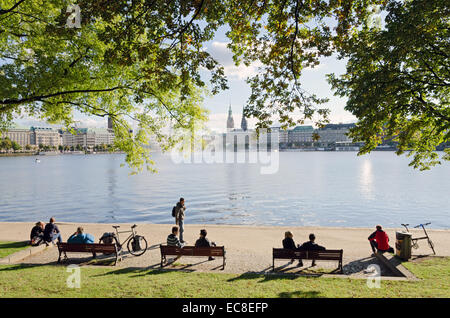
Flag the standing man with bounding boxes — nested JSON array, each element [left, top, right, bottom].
[[368, 225, 394, 254], [43, 217, 62, 244], [175, 198, 186, 243]]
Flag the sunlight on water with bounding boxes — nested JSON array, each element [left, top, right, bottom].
[[0, 152, 449, 228]]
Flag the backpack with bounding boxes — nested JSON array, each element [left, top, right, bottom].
[[172, 206, 177, 218], [131, 235, 144, 252], [99, 232, 115, 245], [99, 232, 116, 255]]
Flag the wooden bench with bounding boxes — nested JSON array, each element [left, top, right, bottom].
[[57, 243, 121, 265], [160, 245, 226, 270], [272, 248, 343, 272]]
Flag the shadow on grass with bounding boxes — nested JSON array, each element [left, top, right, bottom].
[[0, 263, 46, 272], [0, 241, 29, 249], [92, 265, 196, 278], [227, 271, 322, 283], [278, 290, 323, 298]]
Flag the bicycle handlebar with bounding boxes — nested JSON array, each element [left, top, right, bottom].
[[414, 222, 431, 228]]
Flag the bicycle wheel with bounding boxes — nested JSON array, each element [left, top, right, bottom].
[[100, 235, 121, 255], [127, 236, 148, 256]]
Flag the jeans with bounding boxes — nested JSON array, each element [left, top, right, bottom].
[[52, 232, 62, 243], [178, 219, 184, 242]]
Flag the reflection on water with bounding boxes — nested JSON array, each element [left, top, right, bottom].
[[359, 159, 374, 201], [0, 152, 449, 228]]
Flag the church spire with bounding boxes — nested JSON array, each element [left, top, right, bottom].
[[227, 104, 235, 131], [240, 107, 248, 131]]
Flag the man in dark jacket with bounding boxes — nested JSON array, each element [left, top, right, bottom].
[[195, 229, 216, 261], [368, 225, 394, 254], [299, 233, 326, 267], [43, 217, 62, 244]]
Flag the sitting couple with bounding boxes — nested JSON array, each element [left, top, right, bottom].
[[30, 217, 63, 246], [167, 226, 217, 261], [30, 218, 94, 246], [282, 231, 326, 267]]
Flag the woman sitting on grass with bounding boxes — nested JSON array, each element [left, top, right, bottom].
[[30, 221, 45, 246]]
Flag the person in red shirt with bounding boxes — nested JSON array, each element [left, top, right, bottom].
[[368, 225, 394, 253]]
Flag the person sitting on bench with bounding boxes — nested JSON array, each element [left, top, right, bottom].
[[30, 221, 45, 246], [167, 226, 184, 248], [282, 231, 303, 267], [299, 233, 326, 267], [43, 217, 62, 245], [368, 225, 394, 254], [67, 227, 95, 244], [195, 229, 217, 261]]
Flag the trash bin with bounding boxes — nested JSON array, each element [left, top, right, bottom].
[[396, 231, 412, 260]]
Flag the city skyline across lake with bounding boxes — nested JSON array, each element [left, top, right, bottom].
[[0, 152, 448, 229]]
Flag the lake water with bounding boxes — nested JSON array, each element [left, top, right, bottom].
[[0, 152, 448, 228]]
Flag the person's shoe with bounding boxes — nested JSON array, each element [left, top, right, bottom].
[[297, 261, 303, 267], [180, 240, 186, 244], [289, 259, 294, 264], [208, 257, 215, 261], [311, 261, 316, 267]]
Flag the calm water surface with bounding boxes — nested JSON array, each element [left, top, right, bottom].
[[0, 152, 448, 228]]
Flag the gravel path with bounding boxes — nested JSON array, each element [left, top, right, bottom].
[[2, 222, 448, 278]]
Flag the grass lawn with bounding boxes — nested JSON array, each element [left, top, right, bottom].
[[0, 241, 30, 259], [0, 256, 449, 298]]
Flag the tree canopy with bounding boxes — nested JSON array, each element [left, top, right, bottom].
[[329, 0, 449, 170], [0, 0, 448, 171]]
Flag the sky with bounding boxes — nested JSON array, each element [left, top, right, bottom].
[[14, 26, 357, 132]]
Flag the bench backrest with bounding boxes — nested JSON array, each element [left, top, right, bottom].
[[58, 243, 116, 253], [273, 248, 343, 260], [160, 245, 225, 257]]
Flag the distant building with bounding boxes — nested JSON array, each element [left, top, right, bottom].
[[1, 127, 32, 147], [62, 128, 114, 148], [288, 126, 314, 144], [30, 127, 61, 147], [240, 108, 248, 131], [270, 127, 288, 144], [317, 123, 354, 146], [227, 104, 235, 132], [107, 116, 113, 131]]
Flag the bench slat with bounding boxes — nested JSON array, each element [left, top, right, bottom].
[[160, 245, 225, 257], [273, 248, 343, 261], [58, 243, 116, 253]]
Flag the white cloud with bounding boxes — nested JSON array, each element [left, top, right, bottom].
[[208, 41, 262, 80]]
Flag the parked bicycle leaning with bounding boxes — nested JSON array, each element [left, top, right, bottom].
[[99, 224, 148, 256]]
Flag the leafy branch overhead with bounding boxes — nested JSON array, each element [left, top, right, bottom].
[[328, 0, 449, 169], [0, 0, 448, 170]]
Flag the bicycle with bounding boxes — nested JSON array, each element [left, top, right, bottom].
[[400, 222, 436, 255], [110, 224, 148, 256]]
